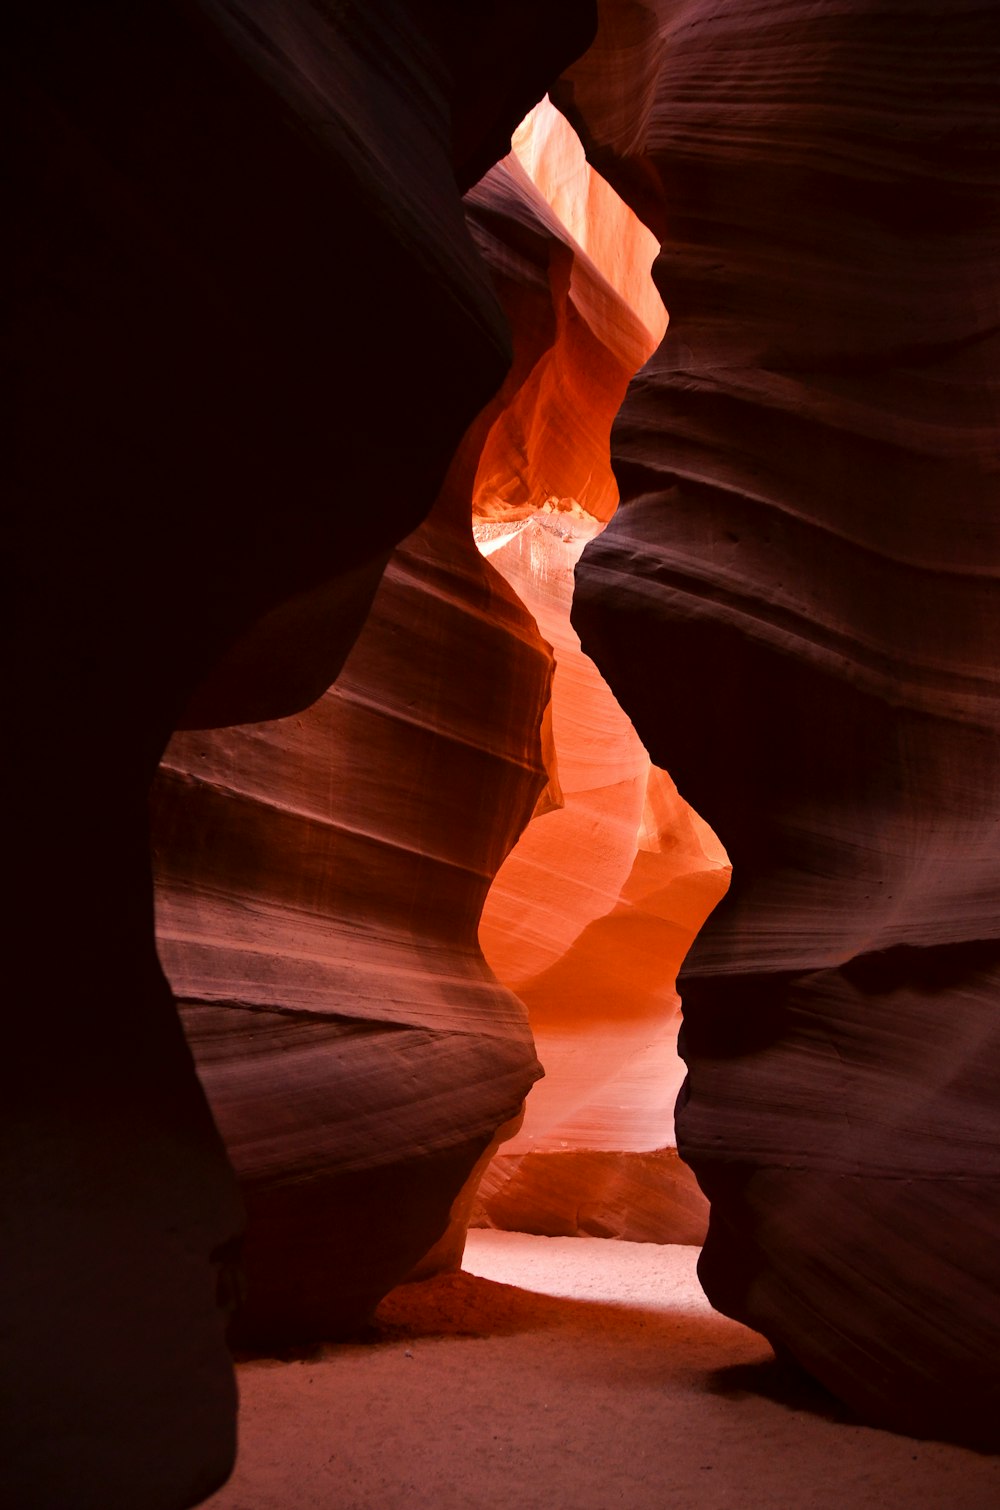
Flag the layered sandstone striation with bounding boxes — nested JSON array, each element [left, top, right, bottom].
[[460, 100, 729, 1243], [153, 491, 554, 1340], [7, 2, 597, 1503], [555, 0, 1000, 1445], [471, 97, 665, 527], [12, 0, 996, 1492], [152, 94, 718, 1333], [474, 514, 727, 1242]]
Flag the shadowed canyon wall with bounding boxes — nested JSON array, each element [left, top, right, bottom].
[[554, 0, 1000, 1447], [6, 3, 597, 1505], [152, 473, 555, 1342]]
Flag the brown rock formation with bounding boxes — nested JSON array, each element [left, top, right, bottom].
[[6, 2, 596, 1503], [555, 0, 1000, 1445], [153, 487, 553, 1341], [11, 0, 996, 1492], [476, 1147, 710, 1245]]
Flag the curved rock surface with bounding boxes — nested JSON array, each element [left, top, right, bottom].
[[6, 2, 596, 1503], [153, 490, 553, 1340], [151, 107, 693, 1333], [474, 515, 727, 1242], [465, 107, 727, 1242], [468, 115, 663, 529], [556, 0, 1000, 1444], [475, 1147, 710, 1245]]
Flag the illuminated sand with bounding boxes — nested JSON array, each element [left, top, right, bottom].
[[205, 1234, 998, 1510]]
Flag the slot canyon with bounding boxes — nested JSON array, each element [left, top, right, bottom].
[[6, 3, 999, 1508]]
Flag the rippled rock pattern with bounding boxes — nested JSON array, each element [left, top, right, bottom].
[[555, 0, 1000, 1444], [474, 515, 727, 1244], [471, 97, 665, 528], [153, 490, 554, 1341], [464, 102, 727, 1245], [152, 97, 702, 1332]]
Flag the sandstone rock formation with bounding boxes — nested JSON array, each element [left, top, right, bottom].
[[153, 491, 554, 1341], [457, 100, 729, 1245], [555, 0, 1000, 1446], [151, 91, 719, 1334], [474, 514, 727, 1243], [6, 2, 596, 1503], [10, 2, 998, 1496], [471, 97, 666, 528]]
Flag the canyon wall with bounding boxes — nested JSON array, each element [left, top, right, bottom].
[[5, 3, 596, 1505], [152, 95, 721, 1333], [153, 477, 554, 1343], [555, 0, 1000, 1446], [8, 4, 999, 1501]]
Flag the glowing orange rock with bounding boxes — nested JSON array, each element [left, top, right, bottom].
[[476, 516, 727, 1236], [468, 112, 664, 528], [152, 101, 709, 1331], [511, 96, 666, 347], [466, 107, 728, 1242]]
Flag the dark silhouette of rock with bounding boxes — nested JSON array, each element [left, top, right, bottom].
[[5, 2, 595, 1503]]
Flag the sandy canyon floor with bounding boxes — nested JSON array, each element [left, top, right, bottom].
[[205, 1232, 998, 1509]]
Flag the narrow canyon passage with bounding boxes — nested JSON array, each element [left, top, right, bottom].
[[151, 87, 724, 1333], [467, 98, 729, 1242], [204, 1234, 999, 1510], [7, 2, 997, 1504]]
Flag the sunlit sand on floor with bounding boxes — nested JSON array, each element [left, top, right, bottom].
[[206, 1233, 999, 1509]]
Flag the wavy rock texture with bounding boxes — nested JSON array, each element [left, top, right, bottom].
[[555, 0, 1000, 1444], [472, 98, 665, 526], [465, 106, 728, 1242], [6, 1, 596, 1503], [474, 516, 727, 1242], [151, 106, 669, 1335], [153, 489, 553, 1340], [462, 103, 728, 1238]]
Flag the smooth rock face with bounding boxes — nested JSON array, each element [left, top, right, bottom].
[[474, 516, 725, 1242], [151, 105, 678, 1331], [7, 1, 596, 1502], [153, 495, 553, 1340], [470, 98, 666, 528], [465, 110, 727, 1243], [475, 1147, 709, 1244], [556, 0, 1000, 1444]]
